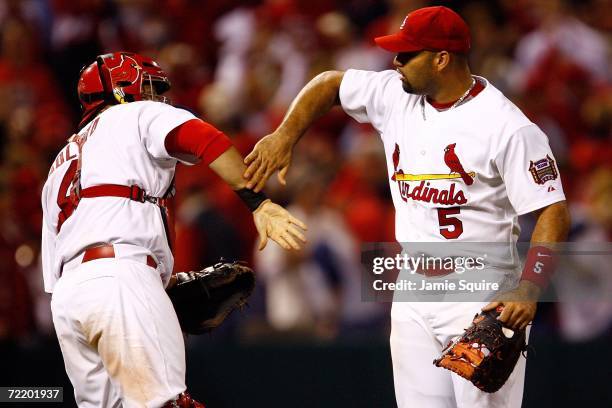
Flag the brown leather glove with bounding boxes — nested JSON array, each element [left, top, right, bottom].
[[433, 306, 527, 393], [167, 260, 255, 334]]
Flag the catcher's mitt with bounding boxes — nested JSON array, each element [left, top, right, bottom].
[[167, 261, 255, 334], [433, 306, 527, 393]]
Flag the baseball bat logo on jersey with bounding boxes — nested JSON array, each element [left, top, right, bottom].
[[391, 143, 475, 205]]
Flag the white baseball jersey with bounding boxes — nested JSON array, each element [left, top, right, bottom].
[[340, 69, 561, 408], [41, 101, 196, 293], [339, 69, 566, 244]]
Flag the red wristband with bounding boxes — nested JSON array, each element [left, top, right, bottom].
[[520, 245, 556, 289]]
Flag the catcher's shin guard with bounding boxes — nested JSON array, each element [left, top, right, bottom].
[[163, 391, 205, 408]]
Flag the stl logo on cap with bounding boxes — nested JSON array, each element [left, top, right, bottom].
[[374, 6, 470, 54]]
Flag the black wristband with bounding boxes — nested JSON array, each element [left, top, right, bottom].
[[235, 188, 268, 212]]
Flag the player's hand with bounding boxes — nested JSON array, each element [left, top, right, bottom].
[[253, 200, 307, 251], [243, 131, 294, 192], [481, 281, 540, 331]]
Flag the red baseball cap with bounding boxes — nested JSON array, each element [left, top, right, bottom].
[[374, 6, 470, 54]]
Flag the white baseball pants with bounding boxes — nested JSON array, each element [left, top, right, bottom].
[[51, 258, 186, 407], [390, 301, 528, 408]]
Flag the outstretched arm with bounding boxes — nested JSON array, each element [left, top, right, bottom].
[[209, 147, 307, 251], [207, 146, 249, 190], [165, 121, 307, 251], [483, 201, 570, 330], [243, 70, 345, 192]]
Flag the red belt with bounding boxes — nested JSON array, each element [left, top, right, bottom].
[[81, 244, 158, 269], [415, 267, 454, 277]]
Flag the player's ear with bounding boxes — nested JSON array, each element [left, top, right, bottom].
[[433, 51, 450, 72]]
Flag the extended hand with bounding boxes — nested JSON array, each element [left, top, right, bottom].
[[253, 200, 307, 250], [243, 131, 294, 192], [482, 281, 540, 331]]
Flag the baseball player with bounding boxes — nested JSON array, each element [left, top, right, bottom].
[[243, 6, 570, 408], [41, 52, 306, 408]]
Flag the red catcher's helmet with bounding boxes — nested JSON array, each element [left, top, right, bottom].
[[77, 51, 171, 128]]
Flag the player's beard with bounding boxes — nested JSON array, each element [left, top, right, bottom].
[[399, 63, 435, 95], [400, 75, 434, 96], [401, 79, 415, 94], [400, 77, 425, 95]]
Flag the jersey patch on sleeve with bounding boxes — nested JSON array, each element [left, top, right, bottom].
[[528, 155, 558, 185]]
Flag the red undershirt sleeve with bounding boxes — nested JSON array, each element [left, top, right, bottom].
[[164, 118, 233, 165]]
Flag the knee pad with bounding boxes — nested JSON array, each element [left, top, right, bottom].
[[162, 391, 205, 408]]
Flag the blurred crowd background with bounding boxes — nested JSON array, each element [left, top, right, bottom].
[[0, 0, 610, 369]]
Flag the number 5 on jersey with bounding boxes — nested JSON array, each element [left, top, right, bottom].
[[437, 207, 463, 239]]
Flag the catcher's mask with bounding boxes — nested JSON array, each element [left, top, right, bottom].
[[77, 51, 171, 129]]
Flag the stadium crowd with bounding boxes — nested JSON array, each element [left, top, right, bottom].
[[0, 0, 610, 344]]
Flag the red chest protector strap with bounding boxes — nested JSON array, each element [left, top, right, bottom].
[[63, 121, 175, 250], [79, 184, 170, 207], [67, 120, 172, 208], [78, 182, 176, 251]]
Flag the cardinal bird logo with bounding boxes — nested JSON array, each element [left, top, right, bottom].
[[392, 144, 400, 170], [444, 143, 474, 185], [391, 143, 405, 181], [389, 142, 474, 205], [108, 54, 142, 85]]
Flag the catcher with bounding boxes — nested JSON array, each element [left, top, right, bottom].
[[41, 52, 306, 408]]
